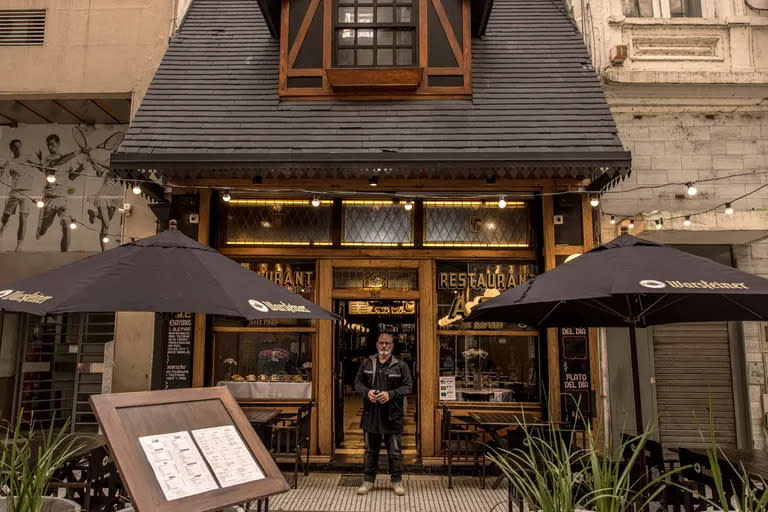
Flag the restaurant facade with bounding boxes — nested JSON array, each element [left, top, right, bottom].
[[110, 0, 632, 462]]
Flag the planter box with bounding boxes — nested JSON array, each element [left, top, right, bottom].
[[326, 68, 423, 90], [0, 497, 81, 512]]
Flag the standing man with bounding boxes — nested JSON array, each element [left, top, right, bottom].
[[0, 139, 35, 251], [353, 333, 412, 496]]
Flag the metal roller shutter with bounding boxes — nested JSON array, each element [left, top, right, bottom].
[[652, 322, 737, 449]]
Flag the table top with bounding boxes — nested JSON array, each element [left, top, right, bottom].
[[680, 447, 768, 479], [242, 407, 282, 425], [469, 412, 548, 427]]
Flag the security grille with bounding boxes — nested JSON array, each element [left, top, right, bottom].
[[424, 200, 532, 247], [14, 312, 115, 432], [0, 10, 46, 46]]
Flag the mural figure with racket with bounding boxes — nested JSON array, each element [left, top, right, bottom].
[[0, 139, 38, 251], [70, 127, 125, 251]]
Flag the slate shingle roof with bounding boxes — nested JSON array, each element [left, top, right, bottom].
[[112, 0, 630, 184]]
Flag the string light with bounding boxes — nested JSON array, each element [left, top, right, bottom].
[[132, 183, 141, 195], [683, 216, 691, 227], [36, 200, 44, 208], [222, 191, 232, 202], [628, 219, 635, 229], [311, 196, 320, 207], [46, 171, 56, 184], [655, 219, 663, 230], [686, 182, 697, 196], [69, 221, 77, 230], [609, 215, 616, 225], [725, 203, 734, 215], [590, 196, 599, 207], [498, 196, 507, 209], [403, 200, 413, 211], [102, 236, 110, 244]]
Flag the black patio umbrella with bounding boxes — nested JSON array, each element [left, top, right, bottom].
[[467, 233, 768, 434], [0, 223, 337, 321]]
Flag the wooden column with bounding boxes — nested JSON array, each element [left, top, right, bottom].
[[316, 259, 334, 455], [581, 195, 602, 432], [192, 189, 211, 388], [542, 194, 560, 421], [418, 259, 437, 457]]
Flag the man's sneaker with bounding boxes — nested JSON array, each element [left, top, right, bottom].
[[392, 482, 406, 496], [356, 481, 374, 495]]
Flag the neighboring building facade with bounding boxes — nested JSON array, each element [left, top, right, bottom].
[[0, 0, 187, 425], [570, 0, 768, 447], [110, 0, 630, 462]]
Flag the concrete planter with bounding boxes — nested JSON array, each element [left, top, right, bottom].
[[0, 497, 81, 512]]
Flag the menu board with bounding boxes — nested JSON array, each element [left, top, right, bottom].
[[559, 326, 593, 427], [162, 313, 194, 389]]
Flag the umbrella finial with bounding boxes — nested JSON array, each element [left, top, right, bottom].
[[169, 219, 178, 230]]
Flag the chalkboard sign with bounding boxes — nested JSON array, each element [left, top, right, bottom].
[[559, 326, 593, 427], [159, 312, 194, 389]]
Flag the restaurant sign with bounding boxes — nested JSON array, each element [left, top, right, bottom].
[[436, 262, 536, 329], [559, 326, 593, 427]]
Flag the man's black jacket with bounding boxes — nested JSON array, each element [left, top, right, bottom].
[[353, 354, 412, 433]]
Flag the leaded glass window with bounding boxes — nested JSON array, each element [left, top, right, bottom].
[[335, 0, 416, 67], [342, 200, 413, 246], [223, 199, 333, 246], [424, 200, 532, 247]]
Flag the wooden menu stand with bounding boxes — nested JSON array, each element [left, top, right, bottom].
[[90, 387, 289, 512]]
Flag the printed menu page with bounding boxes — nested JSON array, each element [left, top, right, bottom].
[[192, 425, 266, 487], [138, 431, 219, 501]]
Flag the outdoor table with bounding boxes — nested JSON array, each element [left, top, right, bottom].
[[677, 447, 768, 480], [243, 407, 282, 448], [219, 381, 312, 399]]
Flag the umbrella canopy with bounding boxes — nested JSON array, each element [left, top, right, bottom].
[[469, 234, 768, 327], [0, 225, 337, 321], [467, 234, 768, 433]]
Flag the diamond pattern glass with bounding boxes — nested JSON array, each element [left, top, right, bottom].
[[334, 268, 418, 289], [424, 201, 532, 247], [224, 200, 333, 246], [342, 201, 413, 246]]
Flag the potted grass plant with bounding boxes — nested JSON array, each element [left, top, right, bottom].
[[0, 413, 84, 512]]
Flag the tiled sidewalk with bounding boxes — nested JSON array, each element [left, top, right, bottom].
[[265, 473, 511, 512]]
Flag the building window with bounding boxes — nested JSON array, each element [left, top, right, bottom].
[[334, 0, 416, 67], [222, 199, 333, 247], [342, 200, 414, 246], [623, 0, 704, 17], [424, 200, 533, 248]]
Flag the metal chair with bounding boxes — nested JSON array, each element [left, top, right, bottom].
[[619, 433, 680, 510], [440, 405, 484, 489], [271, 401, 313, 489], [678, 447, 744, 511]]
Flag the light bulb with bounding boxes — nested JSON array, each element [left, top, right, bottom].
[[102, 236, 109, 244], [369, 176, 379, 187], [222, 192, 231, 202], [311, 196, 320, 207], [403, 201, 413, 211], [69, 221, 77, 230], [609, 215, 616, 225], [655, 219, 663, 230], [46, 172, 56, 184], [683, 216, 691, 227], [590, 196, 599, 207], [36, 200, 44, 208], [725, 203, 734, 215], [132, 184, 141, 195], [498, 196, 507, 209], [628, 219, 635, 229], [686, 183, 697, 196]]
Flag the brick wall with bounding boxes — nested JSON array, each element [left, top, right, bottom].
[[601, 107, 768, 448]]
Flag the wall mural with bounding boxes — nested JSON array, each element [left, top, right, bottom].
[[0, 124, 127, 252]]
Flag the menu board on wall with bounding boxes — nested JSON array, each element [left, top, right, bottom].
[[559, 326, 593, 426], [162, 312, 194, 389]]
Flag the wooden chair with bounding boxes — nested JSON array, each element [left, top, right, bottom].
[[440, 405, 484, 489], [271, 401, 312, 489]]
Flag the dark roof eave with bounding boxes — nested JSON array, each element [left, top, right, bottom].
[[111, 150, 631, 170]]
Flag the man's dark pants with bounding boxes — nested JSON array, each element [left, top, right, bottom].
[[363, 431, 403, 483]]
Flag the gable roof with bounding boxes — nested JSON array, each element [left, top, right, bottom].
[[112, 0, 630, 187]]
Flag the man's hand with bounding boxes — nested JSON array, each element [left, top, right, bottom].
[[376, 391, 390, 403], [367, 389, 378, 403]]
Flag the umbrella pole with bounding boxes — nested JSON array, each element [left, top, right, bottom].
[[628, 322, 645, 435]]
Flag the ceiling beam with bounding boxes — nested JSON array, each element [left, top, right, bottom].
[[53, 99, 89, 124], [15, 100, 52, 123], [90, 99, 123, 123]]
